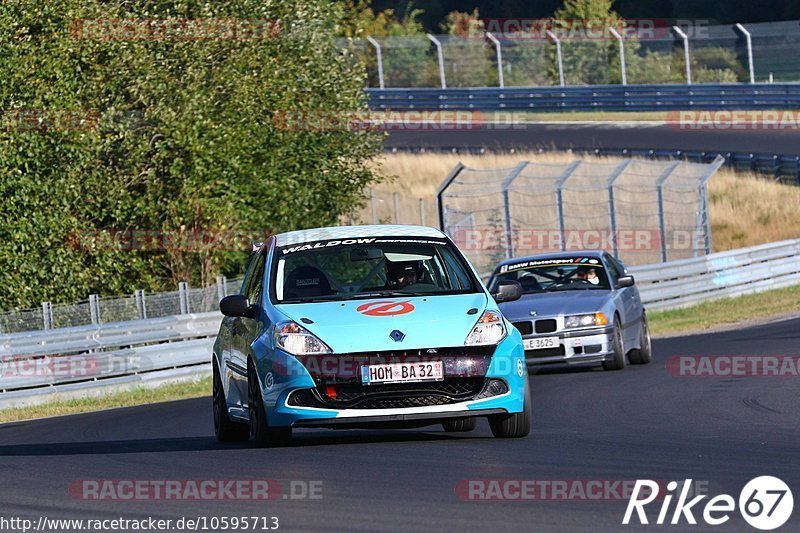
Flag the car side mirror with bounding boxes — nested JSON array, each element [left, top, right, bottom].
[[493, 279, 523, 303], [616, 275, 635, 289], [220, 294, 256, 318]]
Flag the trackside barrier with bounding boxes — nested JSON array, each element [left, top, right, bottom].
[[367, 84, 800, 112], [630, 239, 800, 310]]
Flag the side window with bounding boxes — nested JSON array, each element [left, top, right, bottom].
[[604, 254, 622, 285], [246, 254, 266, 305]]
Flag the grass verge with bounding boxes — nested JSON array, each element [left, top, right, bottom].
[[0, 376, 211, 424], [648, 284, 800, 336]]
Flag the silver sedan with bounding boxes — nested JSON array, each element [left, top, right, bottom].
[[487, 250, 652, 371]]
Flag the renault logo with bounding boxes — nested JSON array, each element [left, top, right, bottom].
[[390, 330, 406, 342]]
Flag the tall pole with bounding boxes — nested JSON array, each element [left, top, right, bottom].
[[546, 30, 565, 87], [735, 23, 755, 84], [608, 27, 627, 85], [427, 34, 447, 89], [365, 36, 385, 89], [486, 32, 504, 88], [673, 26, 692, 85]]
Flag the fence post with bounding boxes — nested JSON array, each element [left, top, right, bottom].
[[605, 160, 632, 258], [370, 188, 377, 224], [419, 198, 426, 226], [546, 30, 565, 86], [135, 289, 147, 320], [365, 36, 385, 89], [554, 161, 582, 251], [89, 294, 100, 325], [486, 32, 504, 88], [655, 161, 682, 262], [436, 162, 466, 231], [673, 26, 692, 85], [735, 23, 755, 84], [393, 192, 400, 224], [697, 155, 726, 256], [500, 162, 531, 259], [427, 34, 447, 89], [179, 282, 190, 315], [608, 27, 627, 85], [217, 275, 227, 301], [41, 301, 53, 330]]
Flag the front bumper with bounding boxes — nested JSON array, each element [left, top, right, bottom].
[[522, 325, 614, 365], [259, 332, 527, 428]]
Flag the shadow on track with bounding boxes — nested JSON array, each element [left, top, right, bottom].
[[0, 429, 481, 456]]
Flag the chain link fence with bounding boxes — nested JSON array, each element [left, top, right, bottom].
[[437, 156, 724, 275], [341, 20, 800, 88], [0, 276, 244, 335]]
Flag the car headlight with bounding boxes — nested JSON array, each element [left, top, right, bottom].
[[274, 321, 331, 355], [564, 312, 609, 329], [465, 311, 507, 346]]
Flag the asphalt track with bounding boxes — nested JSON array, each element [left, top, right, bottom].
[[383, 122, 800, 154], [1, 317, 799, 532]]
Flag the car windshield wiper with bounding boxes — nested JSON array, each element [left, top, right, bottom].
[[337, 290, 412, 300]]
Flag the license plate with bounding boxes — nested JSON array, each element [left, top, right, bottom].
[[523, 336, 560, 350], [361, 361, 444, 385]]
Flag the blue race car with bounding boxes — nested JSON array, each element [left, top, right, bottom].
[[487, 251, 652, 371], [212, 225, 530, 446]]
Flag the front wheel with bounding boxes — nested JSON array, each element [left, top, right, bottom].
[[213, 363, 249, 443], [628, 313, 653, 365], [602, 318, 626, 371], [489, 381, 531, 438], [248, 362, 292, 447]]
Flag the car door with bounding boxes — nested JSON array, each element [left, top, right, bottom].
[[604, 253, 639, 346], [228, 249, 266, 408]]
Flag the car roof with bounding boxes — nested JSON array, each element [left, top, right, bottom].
[[496, 250, 607, 268], [274, 224, 446, 247]]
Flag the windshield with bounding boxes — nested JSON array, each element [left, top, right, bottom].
[[489, 257, 610, 293], [271, 236, 479, 303]]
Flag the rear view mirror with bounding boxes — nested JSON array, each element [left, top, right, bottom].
[[350, 247, 384, 261], [616, 275, 635, 288], [493, 279, 522, 303], [220, 294, 256, 318]]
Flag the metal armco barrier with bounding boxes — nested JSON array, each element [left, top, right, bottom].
[[630, 239, 800, 310], [367, 84, 800, 112], [0, 238, 798, 407]]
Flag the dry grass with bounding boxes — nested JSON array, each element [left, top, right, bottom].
[[368, 152, 800, 253]]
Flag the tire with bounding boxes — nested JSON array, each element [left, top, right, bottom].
[[602, 317, 626, 371], [442, 417, 478, 432], [489, 380, 531, 438], [213, 363, 250, 443], [628, 313, 653, 365], [248, 361, 292, 447]]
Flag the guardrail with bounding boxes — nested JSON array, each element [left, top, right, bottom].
[[630, 239, 800, 310], [367, 84, 800, 112], [0, 238, 797, 408], [0, 312, 220, 408]]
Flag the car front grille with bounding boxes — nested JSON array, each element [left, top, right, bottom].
[[287, 378, 508, 410], [525, 345, 565, 358], [512, 321, 533, 335], [535, 319, 558, 333]]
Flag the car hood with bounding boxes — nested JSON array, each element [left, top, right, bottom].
[[274, 293, 489, 353], [499, 290, 612, 319]]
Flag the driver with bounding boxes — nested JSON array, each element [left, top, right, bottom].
[[576, 267, 600, 285], [385, 260, 421, 289]]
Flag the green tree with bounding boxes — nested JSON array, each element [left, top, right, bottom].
[[0, 0, 383, 310]]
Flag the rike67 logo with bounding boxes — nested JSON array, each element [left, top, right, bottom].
[[623, 477, 793, 530]]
